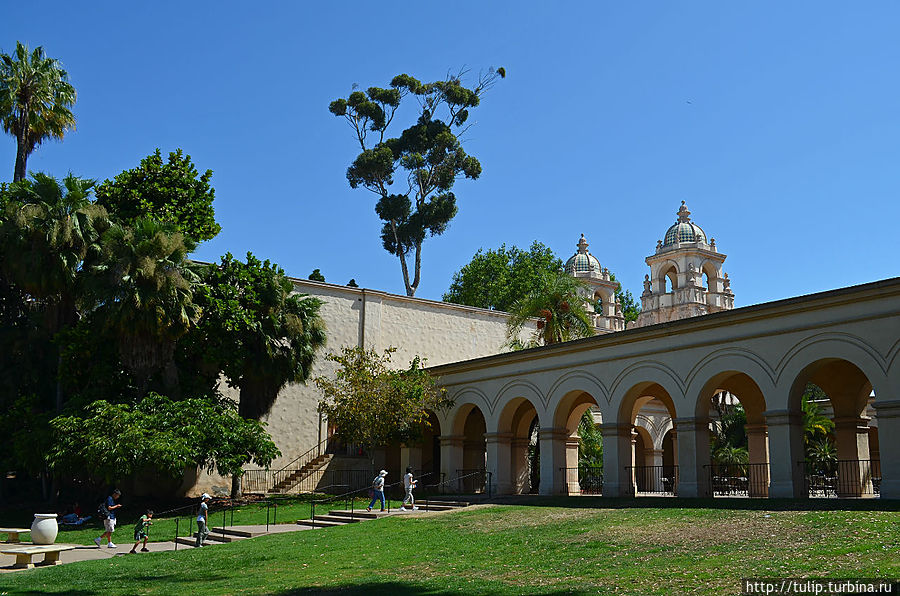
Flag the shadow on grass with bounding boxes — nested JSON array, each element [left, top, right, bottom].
[[275, 582, 596, 596], [477, 494, 900, 512]]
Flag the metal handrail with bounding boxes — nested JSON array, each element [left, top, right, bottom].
[[271, 436, 332, 489]]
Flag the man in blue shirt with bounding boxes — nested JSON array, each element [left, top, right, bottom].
[[94, 489, 122, 548]]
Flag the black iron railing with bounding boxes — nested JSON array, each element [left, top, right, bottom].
[[560, 467, 603, 495], [626, 465, 678, 495], [455, 469, 489, 494], [802, 459, 881, 498], [705, 462, 770, 497]]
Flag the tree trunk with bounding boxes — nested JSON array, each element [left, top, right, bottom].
[[13, 105, 29, 182], [231, 474, 242, 499]]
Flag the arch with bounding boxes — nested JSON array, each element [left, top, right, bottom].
[[447, 388, 492, 435], [496, 380, 546, 413], [658, 261, 679, 292], [611, 362, 685, 425], [700, 260, 719, 291], [547, 370, 610, 410], [687, 357, 771, 424], [496, 395, 542, 435], [776, 333, 889, 406]]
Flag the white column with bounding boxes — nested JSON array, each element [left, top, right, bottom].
[[599, 422, 634, 497], [833, 416, 874, 497], [745, 423, 770, 498], [439, 435, 464, 484], [565, 436, 580, 495], [873, 400, 900, 499], [673, 417, 711, 498], [538, 427, 568, 495], [764, 410, 805, 498], [484, 433, 513, 495]]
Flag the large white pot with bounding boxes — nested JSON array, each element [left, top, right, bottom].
[[31, 513, 58, 545]]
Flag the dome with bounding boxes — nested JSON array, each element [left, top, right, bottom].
[[662, 201, 707, 246], [565, 234, 601, 274]]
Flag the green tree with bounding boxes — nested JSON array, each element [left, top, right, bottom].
[[329, 68, 504, 297], [0, 173, 108, 411], [308, 268, 325, 282], [577, 411, 603, 470], [506, 271, 594, 348], [315, 346, 453, 459], [47, 393, 279, 486], [83, 218, 200, 395], [95, 149, 220, 243], [0, 42, 77, 182], [608, 273, 641, 324], [443, 242, 562, 312]]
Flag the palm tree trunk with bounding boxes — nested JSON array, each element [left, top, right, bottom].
[[13, 106, 29, 182]]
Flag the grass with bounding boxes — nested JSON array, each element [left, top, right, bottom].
[[0, 499, 898, 595], [0, 495, 403, 548]]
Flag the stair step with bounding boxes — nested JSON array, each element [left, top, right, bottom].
[[175, 537, 223, 547], [187, 531, 236, 543], [310, 515, 360, 524], [296, 519, 350, 528], [211, 527, 264, 538], [327, 510, 379, 519], [420, 500, 469, 507]]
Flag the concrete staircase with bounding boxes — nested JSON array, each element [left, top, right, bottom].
[[270, 454, 333, 494], [174, 526, 266, 548], [295, 499, 470, 529]]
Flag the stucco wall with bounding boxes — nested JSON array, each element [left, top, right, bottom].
[[186, 278, 529, 496]]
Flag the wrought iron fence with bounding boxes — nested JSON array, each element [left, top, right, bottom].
[[626, 465, 678, 495], [705, 463, 770, 497], [802, 459, 881, 498], [559, 467, 603, 495], [241, 469, 272, 494]]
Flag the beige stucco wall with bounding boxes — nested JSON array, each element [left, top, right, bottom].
[[186, 278, 530, 496]]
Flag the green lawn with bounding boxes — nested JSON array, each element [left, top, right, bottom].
[[0, 501, 897, 595], [0, 496, 401, 548]]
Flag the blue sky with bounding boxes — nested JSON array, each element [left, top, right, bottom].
[[3, 3, 899, 307]]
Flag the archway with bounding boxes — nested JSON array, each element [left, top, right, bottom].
[[552, 389, 602, 495], [496, 396, 541, 495], [419, 410, 441, 486], [693, 371, 769, 497], [617, 381, 679, 496], [789, 359, 877, 498], [460, 406, 487, 493]]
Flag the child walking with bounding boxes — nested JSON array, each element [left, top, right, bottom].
[[129, 509, 153, 554]]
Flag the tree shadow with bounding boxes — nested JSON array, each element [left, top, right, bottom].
[[274, 582, 599, 596]]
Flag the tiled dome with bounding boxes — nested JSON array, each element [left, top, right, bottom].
[[565, 234, 601, 274], [663, 201, 707, 246]]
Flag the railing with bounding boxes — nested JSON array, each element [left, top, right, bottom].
[[705, 463, 770, 497], [626, 465, 678, 495], [271, 436, 333, 490], [241, 469, 271, 494], [560, 467, 603, 495], [802, 459, 881, 498], [455, 469, 489, 494]]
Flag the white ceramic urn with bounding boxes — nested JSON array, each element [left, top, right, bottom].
[[31, 513, 58, 545]]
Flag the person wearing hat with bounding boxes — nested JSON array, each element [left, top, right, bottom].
[[196, 493, 211, 547], [366, 470, 388, 512]]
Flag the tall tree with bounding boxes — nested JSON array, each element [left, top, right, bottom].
[[83, 218, 201, 396], [0, 42, 76, 182], [0, 173, 108, 410], [190, 252, 326, 497], [506, 271, 594, 348], [95, 149, 221, 243], [443, 242, 562, 312], [329, 68, 504, 296]]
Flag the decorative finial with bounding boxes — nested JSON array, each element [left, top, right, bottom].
[[656, 239, 663, 249], [677, 201, 692, 223], [577, 234, 589, 254]]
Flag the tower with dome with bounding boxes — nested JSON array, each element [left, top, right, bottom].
[[631, 201, 734, 328], [564, 234, 626, 332]]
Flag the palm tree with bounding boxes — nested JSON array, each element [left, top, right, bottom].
[[85, 218, 200, 395], [0, 42, 77, 182], [0, 173, 107, 410], [506, 271, 594, 347]]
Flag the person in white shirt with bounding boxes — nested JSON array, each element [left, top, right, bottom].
[[400, 467, 418, 511], [196, 493, 211, 547]]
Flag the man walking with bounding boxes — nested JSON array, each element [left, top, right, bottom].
[[196, 493, 211, 547], [94, 489, 122, 548]]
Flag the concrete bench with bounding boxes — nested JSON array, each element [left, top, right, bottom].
[[1, 544, 77, 569], [0, 528, 30, 543]]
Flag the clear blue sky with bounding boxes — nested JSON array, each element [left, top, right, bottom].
[[4, 3, 899, 307]]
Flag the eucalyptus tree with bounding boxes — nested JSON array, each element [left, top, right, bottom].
[[0, 42, 76, 182], [505, 271, 595, 348], [329, 68, 504, 296]]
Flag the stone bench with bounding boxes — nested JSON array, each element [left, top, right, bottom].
[[1, 544, 77, 569], [0, 528, 30, 543]]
